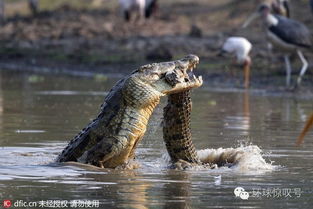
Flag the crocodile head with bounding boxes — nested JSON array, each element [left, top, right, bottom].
[[132, 54, 203, 96]]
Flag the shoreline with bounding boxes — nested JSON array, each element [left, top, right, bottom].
[[1, 59, 313, 100], [0, 0, 312, 99]]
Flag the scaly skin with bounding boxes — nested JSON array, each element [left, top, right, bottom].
[[163, 68, 245, 169], [163, 90, 202, 165], [57, 55, 202, 168]]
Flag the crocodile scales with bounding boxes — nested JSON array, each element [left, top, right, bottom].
[[163, 63, 246, 169], [163, 90, 202, 165], [57, 55, 203, 168]]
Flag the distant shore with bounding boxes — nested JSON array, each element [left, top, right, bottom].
[[0, 1, 312, 94]]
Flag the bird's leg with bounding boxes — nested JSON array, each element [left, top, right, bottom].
[[284, 55, 292, 87], [296, 50, 308, 87], [243, 59, 251, 89], [124, 10, 131, 22], [296, 113, 313, 146]]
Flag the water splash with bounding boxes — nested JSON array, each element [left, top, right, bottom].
[[197, 145, 274, 172], [160, 145, 275, 172]]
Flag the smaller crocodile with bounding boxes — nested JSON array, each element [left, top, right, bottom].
[[163, 66, 245, 169], [163, 90, 202, 167], [57, 55, 202, 168]]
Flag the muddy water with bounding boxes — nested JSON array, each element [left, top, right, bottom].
[[0, 70, 312, 209]]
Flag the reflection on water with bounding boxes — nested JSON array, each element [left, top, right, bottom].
[[162, 171, 191, 209], [223, 90, 251, 136], [0, 70, 313, 208]]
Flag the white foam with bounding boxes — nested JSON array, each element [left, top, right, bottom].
[[197, 145, 274, 172]]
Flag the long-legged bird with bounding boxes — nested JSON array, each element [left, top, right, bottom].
[[243, 4, 311, 88], [219, 37, 252, 89]]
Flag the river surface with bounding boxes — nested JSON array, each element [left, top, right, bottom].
[[0, 70, 312, 209]]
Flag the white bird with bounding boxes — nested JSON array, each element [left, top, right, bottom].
[[243, 4, 311, 88], [219, 37, 252, 89], [119, 0, 145, 22]]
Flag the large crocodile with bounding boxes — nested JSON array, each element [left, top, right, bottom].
[[57, 55, 203, 168]]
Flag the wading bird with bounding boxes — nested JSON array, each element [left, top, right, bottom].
[[296, 113, 313, 145], [119, 0, 145, 21], [219, 37, 252, 89], [243, 4, 311, 88]]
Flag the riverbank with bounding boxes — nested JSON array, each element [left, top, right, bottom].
[[0, 0, 312, 92]]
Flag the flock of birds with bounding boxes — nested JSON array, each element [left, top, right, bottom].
[[221, 1, 313, 145], [222, 0, 312, 89], [221, 0, 313, 146], [120, 0, 312, 90], [1, 1, 312, 144], [119, 0, 313, 144]]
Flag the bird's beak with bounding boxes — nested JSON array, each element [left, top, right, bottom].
[[296, 113, 313, 146], [242, 12, 259, 28], [217, 50, 227, 57]]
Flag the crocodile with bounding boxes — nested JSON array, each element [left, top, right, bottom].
[[163, 90, 202, 167], [57, 55, 203, 168], [163, 78, 245, 169]]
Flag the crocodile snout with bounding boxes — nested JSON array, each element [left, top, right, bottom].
[[165, 54, 202, 87]]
